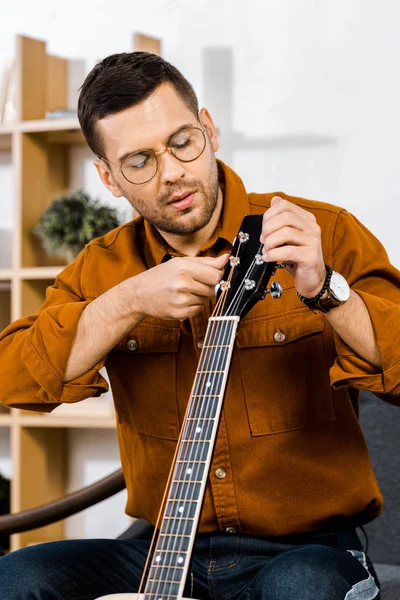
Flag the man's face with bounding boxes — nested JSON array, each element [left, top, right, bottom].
[[95, 83, 220, 236]]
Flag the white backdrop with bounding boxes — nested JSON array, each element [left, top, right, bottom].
[[0, 0, 399, 538]]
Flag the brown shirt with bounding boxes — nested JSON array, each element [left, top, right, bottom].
[[1, 161, 400, 537]]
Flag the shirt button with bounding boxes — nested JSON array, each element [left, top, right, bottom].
[[273, 330, 286, 343], [226, 527, 236, 534], [126, 339, 138, 352], [197, 338, 204, 349], [215, 468, 227, 479]]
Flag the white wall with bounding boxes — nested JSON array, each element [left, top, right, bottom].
[[1, 0, 400, 538]]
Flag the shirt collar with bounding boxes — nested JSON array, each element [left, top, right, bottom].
[[143, 160, 251, 267]]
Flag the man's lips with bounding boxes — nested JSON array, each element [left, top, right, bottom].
[[168, 191, 196, 210]]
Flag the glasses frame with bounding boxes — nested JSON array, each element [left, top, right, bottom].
[[97, 125, 207, 185]]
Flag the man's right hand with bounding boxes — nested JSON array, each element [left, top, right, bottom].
[[130, 253, 230, 321]]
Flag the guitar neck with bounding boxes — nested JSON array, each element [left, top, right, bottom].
[[144, 315, 240, 600]]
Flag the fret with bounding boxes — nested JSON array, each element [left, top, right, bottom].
[[176, 459, 206, 463], [161, 518, 194, 536], [165, 500, 198, 518], [173, 461, 206, 482], [182, 420, 215, 439], [204, 321, 236, 346], [171, 479, 202, 484], [148, 577, 185, 583], [177, 440, 210, 457], [148, 565, 185, 581], [162, 516, 194, 520], [197, 370, 224, 373], [186, 417, 215, 420], [144, 585, 180, 599], [167, 498, 199, 503], [144, 592, 180, 598], [198, 347, 230, 373], [155, 535, 191, 553], [158, 533, 191, 538], [153, 548, 189, 555], [201, 343, 230, 348], [149, 564, 185, 571], [169, 481, 201, 499], [190, 381, 222, 398], [180, 438, 212, 442]]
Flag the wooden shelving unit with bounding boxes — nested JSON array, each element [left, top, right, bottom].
[[0, 33, 161, 551]]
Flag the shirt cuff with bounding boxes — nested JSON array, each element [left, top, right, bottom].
[[330, 290, 400, 398], [21, 300, 109, 404]]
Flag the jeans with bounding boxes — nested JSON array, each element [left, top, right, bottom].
[[0, 529, 380, 600]]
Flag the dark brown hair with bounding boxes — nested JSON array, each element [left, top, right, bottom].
[[78, 51, 199, 158]]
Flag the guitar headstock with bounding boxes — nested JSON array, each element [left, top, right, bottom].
[[215, 214, 282, 319]]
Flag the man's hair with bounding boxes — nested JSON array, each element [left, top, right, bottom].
[[78, 51, 199, 158]]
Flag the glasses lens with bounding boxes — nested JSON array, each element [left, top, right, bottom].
[[121, 151, 157, 184], [170, 127, 206, 162]]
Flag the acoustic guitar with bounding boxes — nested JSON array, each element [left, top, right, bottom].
[[96, 214, 283, 600]]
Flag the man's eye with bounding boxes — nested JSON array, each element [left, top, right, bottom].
[[171, 135, 191, 149], [125, 153, 150, 169]]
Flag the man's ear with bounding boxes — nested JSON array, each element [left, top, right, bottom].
[[198, 108, 219, 153], [94, 159, 124, 198]]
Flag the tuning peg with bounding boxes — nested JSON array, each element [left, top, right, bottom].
[[266, 282, 283, 299]]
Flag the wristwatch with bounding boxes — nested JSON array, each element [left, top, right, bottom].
[[314, 270, 351, 313]]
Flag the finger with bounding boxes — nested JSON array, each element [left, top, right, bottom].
[[265, 197, 316, 224], [194, 253, 230, 269], [190, 261, 227, 287], [263, 244, 319, 265], [185, 281, 218, 297], [261, 212, 315, 241], [263, 228, 316, 252]]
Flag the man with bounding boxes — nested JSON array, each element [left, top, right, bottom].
[[0, 51, 399, 600]]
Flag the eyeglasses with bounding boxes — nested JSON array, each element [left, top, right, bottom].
[[98, 125, 207, 185]]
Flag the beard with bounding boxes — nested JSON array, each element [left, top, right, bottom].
[[124, 155, 220, 235]]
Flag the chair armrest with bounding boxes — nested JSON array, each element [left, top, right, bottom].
[[0, 469, 125, 536]]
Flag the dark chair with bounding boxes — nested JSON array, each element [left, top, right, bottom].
[[0, 390, 399, 598], [359, 391, 400, 599]]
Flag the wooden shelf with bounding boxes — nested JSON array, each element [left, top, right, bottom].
[[19, 266, 64, 280], [0, 414, 12, 426], [1, 31, 161, 551], [18, 416, 116, 429], [0, 272, 12, 283]]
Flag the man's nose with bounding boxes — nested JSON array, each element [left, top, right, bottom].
[[158, 150, 186, 184]]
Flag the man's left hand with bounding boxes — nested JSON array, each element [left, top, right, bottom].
[[260, 196, 327, 298]]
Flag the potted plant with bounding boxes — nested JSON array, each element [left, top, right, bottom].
[[34, 189, 122, 262]]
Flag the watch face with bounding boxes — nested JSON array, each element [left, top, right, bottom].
[[330, 271, 350, 302]]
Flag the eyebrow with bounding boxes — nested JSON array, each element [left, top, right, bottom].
[[117, 122, 197, 164]]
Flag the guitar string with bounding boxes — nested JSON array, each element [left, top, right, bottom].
[[153, 241, 255, 599], [151, 248, 243, 598], [145, 243, 244, 599], [145, 287, 232, 599], [138, 288, 227, 598], [149, 318, 227, 599], [157, 247, 244, 594], [149, 246, 242, 598], [145, 316, 223, 600]]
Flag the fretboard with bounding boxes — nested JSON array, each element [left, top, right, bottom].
[[143, 315, 239, 600]]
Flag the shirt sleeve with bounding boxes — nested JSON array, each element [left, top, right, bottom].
[[329, 209, 400, 402], [0, 250, 109, 411]]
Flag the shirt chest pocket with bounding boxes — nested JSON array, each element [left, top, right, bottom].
[[107, 321, 180, 440], [236, 309, 336, 436]]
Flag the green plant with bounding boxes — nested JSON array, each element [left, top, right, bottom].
[[34, 189, 122, 261]]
